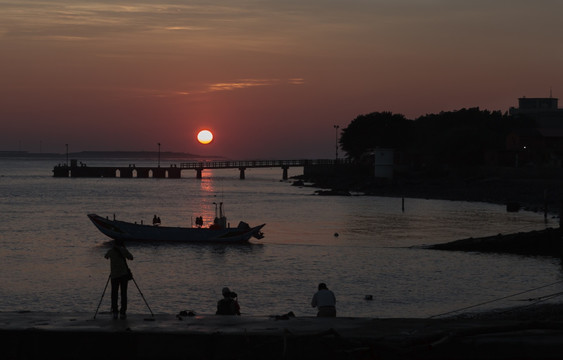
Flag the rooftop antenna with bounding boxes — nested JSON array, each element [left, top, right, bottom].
[[549, 87, 553, 98]]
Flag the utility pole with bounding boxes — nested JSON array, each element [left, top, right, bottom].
[[157, 142, 161, 168], [333, 125, 340, 162]]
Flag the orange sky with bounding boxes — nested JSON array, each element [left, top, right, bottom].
[[1, 1, 561, 159]]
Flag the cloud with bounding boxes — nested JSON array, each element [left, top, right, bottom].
[[0, 1, 360, 53], [288, 78, 305, 85], [98, 78, 304, 99], [207, 79, 283, 92], [163, 26, 208, 31], [0, 2, 213, 40], [170, 78, 305, 97]]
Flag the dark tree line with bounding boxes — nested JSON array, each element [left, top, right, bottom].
[[339, 108, 536, 167]]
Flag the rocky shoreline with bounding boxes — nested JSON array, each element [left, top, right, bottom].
[[297, 174, 563, 217], [295, 174, 563, 258], [425, 227, 563, 257]]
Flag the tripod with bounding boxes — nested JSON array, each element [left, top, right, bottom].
[[93, 274, 154, 319], [93, 274, 111, 319], [132, 276, 154, 318]]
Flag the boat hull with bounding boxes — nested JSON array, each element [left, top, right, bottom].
[[87, 214, 264, 243]]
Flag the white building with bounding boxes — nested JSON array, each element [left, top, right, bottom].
[[373, 148, 394, 180]]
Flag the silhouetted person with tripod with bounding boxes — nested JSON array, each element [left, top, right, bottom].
[[105, 239, 134, 319]]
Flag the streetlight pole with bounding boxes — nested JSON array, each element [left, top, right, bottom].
[[157, 142, 161, 168], [333, 125, 339, 162], [65, 143, 69, 167]]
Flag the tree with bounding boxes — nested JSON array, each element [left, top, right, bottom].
[[414, 108, 513, 166], [339, 112, 413, 161], [339, 108, 536, 168]]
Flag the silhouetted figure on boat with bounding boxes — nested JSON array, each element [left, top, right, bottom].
[[210, 202, 227, 229], [216, 287, 241, 315], [311, 283, 336, 317], [195, 216, 203, 228]]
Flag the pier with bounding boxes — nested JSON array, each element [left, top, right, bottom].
[[53, 159, 350, 179]]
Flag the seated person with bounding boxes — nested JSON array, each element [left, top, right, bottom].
[[216, 287, 241, 315], [311, 282, 336, 317]]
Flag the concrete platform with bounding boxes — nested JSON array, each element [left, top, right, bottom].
[[2, 311, 563, 359]]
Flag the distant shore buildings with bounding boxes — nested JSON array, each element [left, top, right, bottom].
[[506, 95, 563, 168], [371, 95, 563, 181], [509, 95, 563, 124]]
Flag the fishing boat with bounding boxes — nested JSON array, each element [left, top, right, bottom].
[[87, 203, 265, 243]]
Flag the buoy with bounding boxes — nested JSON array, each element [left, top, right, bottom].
[[334, 232, 339, 237]]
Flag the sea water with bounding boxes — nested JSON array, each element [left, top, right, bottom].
[[0, 157, 561, 318]]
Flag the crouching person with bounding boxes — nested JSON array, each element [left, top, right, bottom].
[[311, 283, 336, 317], [216, 287, 241, 315]]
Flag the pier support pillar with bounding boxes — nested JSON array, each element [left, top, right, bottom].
[[136, 168, 150, 178], [52, 166, 69, 177], [239, 167, 246, 179], [196, 168, 203, 179], [168, 167, 181, 179], [118, 168, 134, 178], [101, 168, 117, 178], [153, 168, 166, 178], [282, 166, 289, 180]]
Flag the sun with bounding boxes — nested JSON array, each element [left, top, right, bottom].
[[197, 130, 214, 144]]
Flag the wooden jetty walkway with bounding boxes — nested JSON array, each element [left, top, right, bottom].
[[53, 159, 348, 179]]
